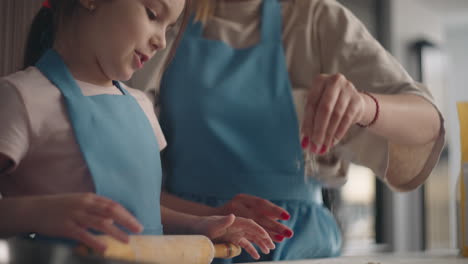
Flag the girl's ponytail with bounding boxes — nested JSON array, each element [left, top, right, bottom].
[[23, 5, 55, 68]]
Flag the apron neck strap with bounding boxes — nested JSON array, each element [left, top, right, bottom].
[[36, 49, 83, 98], [260, 0, 282, 43], [36, 49, 128, 97], [185, 15, 203, 37], [113, 81, 128, 95], [185, 0, 282, 44]]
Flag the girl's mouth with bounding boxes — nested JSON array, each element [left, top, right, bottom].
[[134, 50, 149, 69]]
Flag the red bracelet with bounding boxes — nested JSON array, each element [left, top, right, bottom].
[[42, 0, 51, 8], [357, 91, 379, 128]]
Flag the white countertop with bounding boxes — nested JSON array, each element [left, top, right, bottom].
[[240, 254, 466, 264]]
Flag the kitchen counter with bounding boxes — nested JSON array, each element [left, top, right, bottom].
[[2, 239, 465, 264], [0, 239, 140, 264], [241, 254, 466, 264]]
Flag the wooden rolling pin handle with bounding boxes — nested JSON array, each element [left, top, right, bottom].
[[213, 243, 242, 259]]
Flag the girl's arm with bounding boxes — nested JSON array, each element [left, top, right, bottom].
[[0, 154, 24, 237], [0, 192, 143, 252], [160, 204, 216, 235], [0, 196, 34, 238], [160, 190, 217, 216], [161, 191, 293, 242], [161, 205, 275, 260]]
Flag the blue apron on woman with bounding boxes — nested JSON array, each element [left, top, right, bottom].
[[33, 49, 163, 243], [160, 0, 341, 262]]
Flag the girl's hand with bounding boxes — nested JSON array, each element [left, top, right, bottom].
[[30, 193, 143, 252], [216, 194, 293, 243], [302, 74, 368, 155], [191, 214, 275, 260]]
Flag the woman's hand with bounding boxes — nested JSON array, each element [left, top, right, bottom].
[[30, 193, 143, 252], [302, 74, 371, 154], [190, 214, 275, 260], [216, 194, 293, 242]]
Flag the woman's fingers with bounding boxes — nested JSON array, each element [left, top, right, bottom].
[[228, 198, 255, 218], [236, 205, 290, 236], [302, 75, 328, 142], [303, 73, 363, 154], [236, 194, 290, 221], [268, 231, 285, 243], [229, 194, 293, 237], [311, 76, 343, 153], [256, 217, 293, 238], [217, 195, 292, 256], [334, 100, 360, 142], [322, 89, 351, 148]]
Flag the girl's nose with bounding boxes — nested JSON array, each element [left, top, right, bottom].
[[150, 32, 166, 52]]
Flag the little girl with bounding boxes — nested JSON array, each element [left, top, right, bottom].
[[0, 0, 274, 259]]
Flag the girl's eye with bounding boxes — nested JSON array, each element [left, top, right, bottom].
[[146, 7, 157, 20]]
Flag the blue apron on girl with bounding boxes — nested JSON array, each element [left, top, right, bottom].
[[35, 50, 163, 240], [160, 0, 341, 262]]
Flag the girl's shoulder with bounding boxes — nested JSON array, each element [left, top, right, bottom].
[[1, 68, 67, 124], [1, 67, 52, 95]]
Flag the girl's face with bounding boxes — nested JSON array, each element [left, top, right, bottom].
[[81, 0, 185, 81]]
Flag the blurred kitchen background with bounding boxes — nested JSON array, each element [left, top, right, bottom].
[[1, 0, 467, 257]]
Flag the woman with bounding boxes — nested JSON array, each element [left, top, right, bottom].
[[131, 0, 445, 262]]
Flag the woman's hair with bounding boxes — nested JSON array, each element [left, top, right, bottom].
[[193, 0, 215, 24], [164, 0, 192, 70], [23, 0, 192, 69]]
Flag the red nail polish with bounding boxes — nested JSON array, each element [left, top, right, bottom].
[[301, 137, 309, 149], [280, 212, 290, 220], [283, 230, 293, 238], [274, 235, 285, 242], [320, 145, 327, 154]]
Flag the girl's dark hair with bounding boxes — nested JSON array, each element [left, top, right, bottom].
[[23, 0, 192, 69], [23, 1, 80, 68]]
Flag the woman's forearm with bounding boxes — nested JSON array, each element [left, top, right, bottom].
[[365, 93, 441, 145]]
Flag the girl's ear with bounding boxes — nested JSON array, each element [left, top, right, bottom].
[[79, 0, 96, 11]]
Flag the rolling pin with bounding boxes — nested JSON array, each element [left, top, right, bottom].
[[76, 235, 242, 264]]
